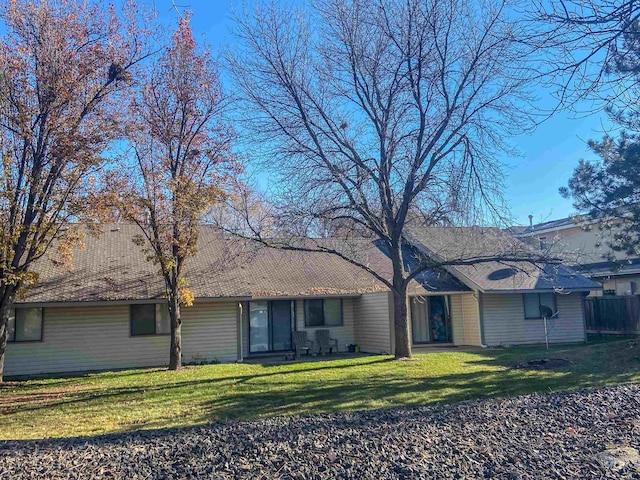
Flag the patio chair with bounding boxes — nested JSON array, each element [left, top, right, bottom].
[[293, 331, 313, 359], [316, 329, 339, 355]]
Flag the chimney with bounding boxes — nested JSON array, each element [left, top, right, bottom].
[[528, 214, 533, 229]]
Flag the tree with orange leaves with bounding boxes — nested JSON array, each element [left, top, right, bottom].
[[0, 0, 155, 382], [119, 15, 237, 370]]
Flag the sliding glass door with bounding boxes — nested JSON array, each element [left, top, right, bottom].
[[411, 297, 430, 344], [249, 300, 294, 353], [271, 300, 293, 351], [411, 296, 452, 344], [249, 301, 269, 353]]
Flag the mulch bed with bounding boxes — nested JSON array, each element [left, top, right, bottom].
[[513, 358, 573, 370], [2, 384, 640, 479]]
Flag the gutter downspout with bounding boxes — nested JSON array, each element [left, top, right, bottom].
[[237, 302, 243, 362], [476, 290, 488, 348]]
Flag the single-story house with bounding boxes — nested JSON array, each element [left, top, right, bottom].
[[5, 224, 600, 377]]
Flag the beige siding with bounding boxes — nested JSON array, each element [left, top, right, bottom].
[[521, 224, 623, 265], [462, 294, 482, 346], [542, 225, 627, 264], [5, 302, 239, 377], [596, 275, 640, 297], [482, 293, 586, 347], [354, 292, 392, 354], [449, 295, 464, 345], [181, 302, 239, 364], [296, 298, 356, 353], [447, 294, 482, 346]]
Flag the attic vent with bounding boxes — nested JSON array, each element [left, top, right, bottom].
[[111, 227, 120, 232]]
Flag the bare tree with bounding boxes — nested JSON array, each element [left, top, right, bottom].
[[118, 15, 236, 370], [0, 0, 154, 382], [227, 0, 539, 358], [529, 1, 640, 110], [531, 1, 640, 257]]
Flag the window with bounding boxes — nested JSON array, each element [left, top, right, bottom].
[[130, 304, 171, 336], [323, 299, 342, 326], [538, 237, 547, 249], [305, 299, 324, 327], [156, 304, 171, 334], [7, 308, 43, 342], [523, 293, 556, 319], [304, 298, 343, 327], [6, 310, 14, 341]]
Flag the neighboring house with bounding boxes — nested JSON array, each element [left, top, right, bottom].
[[513, 216, 640, 296], [5, 224, 599, 377]]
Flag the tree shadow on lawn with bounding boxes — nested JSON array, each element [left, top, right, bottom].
[[3, 341, 640, 440], [3, 363, 640, 448], [125, 340, 640, 425], [191, 365, 640, 425], [0, 358, 394, 415], [4, 362, 640, 440]]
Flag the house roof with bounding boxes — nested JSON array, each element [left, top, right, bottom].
[[509, 215, 599, 238], [20, 222, 598, 305], [375, 242, 470, 294], [511, 217, 576, 236], [576, 258, 640, 279], [405, 225, 601, 293], [514, 208, 639, 237], [20, 224, 463, 304]]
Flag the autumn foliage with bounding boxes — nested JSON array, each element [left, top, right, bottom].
[[118, 16, 237, 370], [0, 0, 154, 381]]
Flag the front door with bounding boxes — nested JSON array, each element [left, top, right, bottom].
[[249, 300, 294, 353]]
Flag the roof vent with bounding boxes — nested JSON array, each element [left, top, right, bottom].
[[111, 227, 120, 232]]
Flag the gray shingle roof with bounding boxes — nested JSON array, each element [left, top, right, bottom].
[[21, 223, 596, 304], [374, 242, 470, 293], [22, 224, 457, 304], [22, 225, 388, 303], [405, 226, 601, 293]]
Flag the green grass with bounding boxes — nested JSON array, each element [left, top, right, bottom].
[[2, 338, 639, 440]]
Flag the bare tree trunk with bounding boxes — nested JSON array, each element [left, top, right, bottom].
[[168, 288, 182, 371], [0, 287, 17, 383], [392, 284, 411, 359], [389, 243, 411, 359]]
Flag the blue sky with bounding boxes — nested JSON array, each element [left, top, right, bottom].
[[504, 107, 610, 226], [160, 1, 610, 226]]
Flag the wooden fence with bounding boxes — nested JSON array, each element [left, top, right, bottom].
[[584, 295, 640, 334]]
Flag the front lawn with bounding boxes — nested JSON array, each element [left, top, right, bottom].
[[2, 338, 639, 440]]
